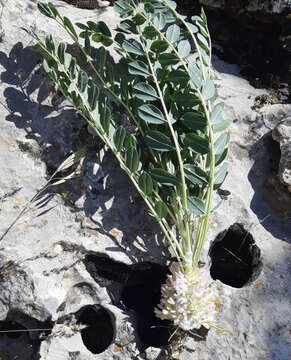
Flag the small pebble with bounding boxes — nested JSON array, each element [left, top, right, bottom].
[[98, 0, 110, 7]]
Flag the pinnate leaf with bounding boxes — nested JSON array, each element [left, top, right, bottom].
[[184, 133, 209, 154], [123, 39, 143, 55], [128, 60, 150, 77], [182, 111, 207, 130], [202, 77, 215, 100], [138, 104, 165, 124], [145, 130, 173, 152], [133, 82, 158, 101], [187, 197, 206, 215], [150, 168, 180, 187], [139, 172, 153, 196]]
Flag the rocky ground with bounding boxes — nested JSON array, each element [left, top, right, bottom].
[[0, 1, 290, 359]]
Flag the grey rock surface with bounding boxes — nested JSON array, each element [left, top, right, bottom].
[[0, 1, 290, 360], [272, 115, 291, 191]]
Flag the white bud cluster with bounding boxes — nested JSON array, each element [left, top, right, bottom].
[[155, 262, 216, 331]]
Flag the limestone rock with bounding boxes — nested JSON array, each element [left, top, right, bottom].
[[272, 115, 291, 191], [0, 1, 290, 360]]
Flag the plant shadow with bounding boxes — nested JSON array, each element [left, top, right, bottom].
[[0, 41, 168, 263], [247, 132, 291, 243]]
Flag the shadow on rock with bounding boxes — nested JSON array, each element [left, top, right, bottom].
[[0, 42, 167, 262], [0, 309, 52, 360], [248, 132, 291, 243]]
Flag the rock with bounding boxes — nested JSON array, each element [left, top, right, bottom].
[[272, 115, 291, 191], [0, 1, 290, 360], [177, 0, 291, 92], [39, 304, 138, 360]]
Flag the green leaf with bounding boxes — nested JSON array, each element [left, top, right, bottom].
[[200, 48, 210, 66], [213, 118, 232, 132], [55, 147, 86, 172], [125, 147, 139, 173], [202, 77, 215, 100], [93, 21, 111, 37], [76, 22, 90, 30], [214, 132, 230, 156], [153, 13, 166, 30], [95, 47, 107, 72], [132, 12, 146, 25], [114, 0, 132, 17], [167, 70, 189, 84], [57, 43, 66, 64], [86, 21, 99, 33], [211, 102, 224, 123], [182, 111, 207, 130], [128, 60, 150, 77], [187, 197, 206, 215], [155, 201, 168, 218], [139, 172, 153, 195], [64, 53, 75, 70], [191, 15, 204, 24], [175, 93, 199, 107], [151, 40, 168, 53], [214, 162, 228, 190], [138, 104, 165, 124], [197, 33, 209, 52], [150, 168, 180, 187], [101, 36, 113, 47], [88, 82, 98, 110], [115, 32, 125, 46], [92, 34, 102, 43], [100, 105, 111, 134], [123, 39, 143, 55], [143, 25, 157, 40], [145, 130, 173, 152], [166, 24, 180, 43], [37, 3, 54, 18], [84, 32, 91, 55], [119, 20, 138, 34], [201, 8, 208, 24], [188, 61, 202, 89], [63, 16, 77, 38], [159, 53, 179, 66], [133, 82, 158, 101], [105, 62, 115, 85], [48, 2, 61, 19], [184, 133, 209, 154], [124, 134, 136, 150], [178, 40, 191, 58], [120, 77, 129, 102], [184, 164, 208, 187], [186, 22, 198, 33], [42, 58, 50, 74], [215, 147, 228, 166], [144, 2, 155, 13], [78, 71, 88, 92], [196, 22, 208, 38]]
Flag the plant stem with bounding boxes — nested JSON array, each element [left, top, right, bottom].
[[141, 40, 191, 258]]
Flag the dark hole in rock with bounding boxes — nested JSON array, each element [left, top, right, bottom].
[[0, 310, 52, 360], [209, 223, 262, 288], [0, 321, 27, 339], [84, 255, 173, 349], [76, 305, 115, 354], [175, 1, 291, 98], [121, 262, 173, 349], [266, 134, 281, 174]]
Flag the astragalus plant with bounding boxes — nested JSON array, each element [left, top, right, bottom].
[[27, 0, 231, 332]]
